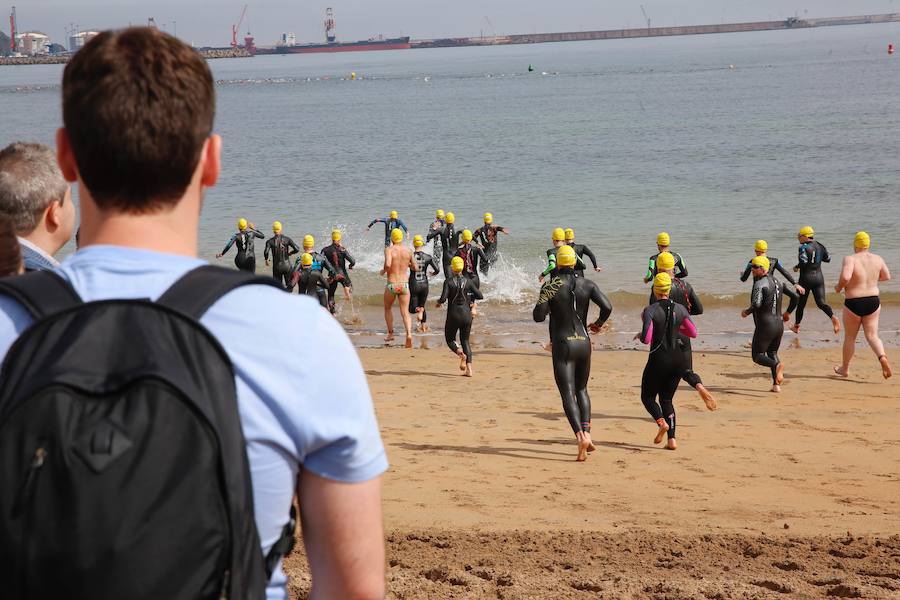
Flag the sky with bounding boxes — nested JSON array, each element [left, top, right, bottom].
[[10, 1, 900, 48]]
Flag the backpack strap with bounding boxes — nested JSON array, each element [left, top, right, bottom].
[[0, 270, 82, 319], [265, 505, 297, 580], [156, 265, 282, 320]]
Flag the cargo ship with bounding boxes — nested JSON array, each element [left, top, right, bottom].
[[255, 8, 411, 55]]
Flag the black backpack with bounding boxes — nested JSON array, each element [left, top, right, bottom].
[[0, 266, 295, 600]]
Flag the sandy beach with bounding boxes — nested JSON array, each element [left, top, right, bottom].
[[285, 344, 899, 598]]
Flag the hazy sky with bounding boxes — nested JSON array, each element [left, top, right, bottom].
[[11, 1, 900, 47]]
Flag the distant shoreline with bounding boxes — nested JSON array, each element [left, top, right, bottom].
[[0, 47, 251, 67]]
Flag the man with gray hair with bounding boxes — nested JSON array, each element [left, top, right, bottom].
[[0, 141, 76, 271]]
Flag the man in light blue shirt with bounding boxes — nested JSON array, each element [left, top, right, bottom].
[[0, 28, 387, 599]]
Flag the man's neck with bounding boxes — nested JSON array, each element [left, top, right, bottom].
[[20, 228, 62, 259]]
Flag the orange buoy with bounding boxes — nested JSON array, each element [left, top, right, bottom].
[[889, 43, 895, 55]]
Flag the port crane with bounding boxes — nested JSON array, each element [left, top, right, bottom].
[[640, 5, 651, 30], [231, 4, 248, 48], [9, 6, 17, 53]]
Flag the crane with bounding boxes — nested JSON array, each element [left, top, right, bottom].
[[640, 5, 651, 30], [231, 4, 248, 48], [9, 6, 17, 53]]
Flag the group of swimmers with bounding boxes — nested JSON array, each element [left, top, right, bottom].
[[217, 215, 892, 461]]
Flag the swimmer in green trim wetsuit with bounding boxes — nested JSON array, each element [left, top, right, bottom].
[[264, 220, 300, 290], [539, 228, 585, 282], [217, 217, 264, 272], [643, 231, 687, 283], [437, 256, 483, 377], [564, 228, 602, 278]]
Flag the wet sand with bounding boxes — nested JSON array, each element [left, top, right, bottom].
[[285, 345, 899, 598]]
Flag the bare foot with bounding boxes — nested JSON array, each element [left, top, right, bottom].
[[879, 355, 892, 379], [464, 363, 473, 377], [457, 350, 467, 371], [584, 432, 596, 453], [770, 384, 781, 393], [666, 438, 677, 451], [831, 315, 841, 334], [833, 365, 849, 378], [404, 335, 413, 349], [421, 323, 430, 333], [543, 342, 553, 352], [653, 418, 669, 445], [575, 433, 588, 462], [697, 384, 717, 411], [775, 362, 785, 385], [790, 322, 800, 334], [384, 333, 395, 343]]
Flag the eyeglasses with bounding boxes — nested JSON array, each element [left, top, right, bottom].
[[751, 265, 764, 270]]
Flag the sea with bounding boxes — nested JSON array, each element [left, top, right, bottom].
[[2, 23, 899, 349]]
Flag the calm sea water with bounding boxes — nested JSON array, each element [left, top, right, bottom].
[[2, 23, 899, 346]]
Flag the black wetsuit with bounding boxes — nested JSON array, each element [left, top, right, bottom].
[[455, 243, 488, 302], [740, 256, 796, 286], [321, 242, 356, 313], [221, 228, 264, 272], [747, 273, 799, 384], [368, 217, 409, 247], [474, 224, 508, 276], [427, 222, 457, 276], [428, 219, 445, 263], [438, 274, 483, 364], [532, 268, 594, 436], [409, 250, 440, 323], [569, 242, 598, 278], [291, 268, 329, 307], [575, 277, 613, 331], [291, 251, 336, 306], [794, 240, 834, 325], [650, 277, 704, 389], [541, 247, 586, 279], [265, 234, 300, 290], [639, 300, 695, 440], [645, 251, 687, 281]]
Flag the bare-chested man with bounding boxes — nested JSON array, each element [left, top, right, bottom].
[[380, 228, 417, 348], [834, 231, 892, 379]]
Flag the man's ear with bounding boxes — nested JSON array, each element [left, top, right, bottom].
[[200, 135, 221, 188], [44, 198, 62, 232], [56, 128, 79, 183]]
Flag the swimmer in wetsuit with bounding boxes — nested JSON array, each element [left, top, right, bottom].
[[473, 213, 509, 276], [643, 232, 687, 283], [650, 252, 717, 410], [834, 232, 892, 379], [540, 228, 585, 283], [741, 256, 799, 393], [381, 228, 418, 347], [264, 220, 300, 290], [455, 229, 488, 314], [740, 239, 804, 294], [428, 209, 446, 264], [291, 235, 336, 307], [410, 234, 441, 332], [437, 256, 483, 377], [427, 211, 457, 276], [637, 273, 699, 451], [290, 253, 329, 308], [564, 228, 602, 278], [217, 218, 264, 272], [533, 245, 601, 462], [367, 210, 409, 247], [791, 226, 841, 335], [321, 229, 356, 314]]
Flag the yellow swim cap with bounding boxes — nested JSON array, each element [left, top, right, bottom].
[[552, 227, 566, 242], [484, 212, 493, 224], [653, 272, 672, 295], [331, 229, 342, 242], [303, 235, 314, 248], [564, 228, 575, 241], [238, 218, 248, 231], [451, 256, 464, 273], [854, 231, 870, 250], [391, 228, 404, 244], [557, 245, 577, 268], [462, 229, 473, 243], [657, 232, 670, 247], [390, 210, 398, 219], [436, 209, 445, 219], [413, 234, 424, 247], [751, 255, 770, 272], [799, 226, 814, 238], [656, 252, 676, 271], [445, 212, 455, 224], [300, 253, 312, 267], [754, 239, 768, 252], [273, 221, 282, 233]]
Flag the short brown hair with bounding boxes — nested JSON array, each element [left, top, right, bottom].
[[0, 142, 68, 234], [0, 216, 23, 277], [62, 27, 215, 213]]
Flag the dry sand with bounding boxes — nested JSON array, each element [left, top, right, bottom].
[[285, 345, 900, 598]]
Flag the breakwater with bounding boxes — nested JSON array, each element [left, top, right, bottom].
[[0, 47, 251, 67]]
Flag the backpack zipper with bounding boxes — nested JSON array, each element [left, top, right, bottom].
[[13, 446, 47, 517], [219, 569, 231, 600]]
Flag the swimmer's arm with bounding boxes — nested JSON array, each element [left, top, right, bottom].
[[879, 258, 891, 282], [746, 284, 763, 315], [498, 226, 509, 235], [541, 254, 556, 277], [367, 218, 383, 228], [590, 286, 613, 328], [428, 255, 440, 276], [220, 234, 237, 255], [437, 279, 450, 305], [532, 297, 550, 323], [288, 237, 301, 256], [345, 249, 356, 269], [772, 259, 796, 286], [298, 472, 385, 600], [739, 262, 752, 282], [820, 243, 831, 263], [688, 285, 703, 315], [320, 254, 337, 277], [782, 284, 799, 314], [380, 247, 391, 275], [425, 226, 441, 242], [251, 229, 265, 239], [835, 256, 853, 293], [679, 317, 697, 338], [581, 245, 598, 269], [639, 308, 653, 344], [675, 254, 687, 279], [408, 251, 418, 272], [469, 280, 484, 301], [475, 246, 488, 263], [264, 238, 272, 261], [643, 258, 655, 283], [400, 219, 408, 233]]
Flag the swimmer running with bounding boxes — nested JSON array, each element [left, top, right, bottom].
[[455, 229, 488, 316], [291, 235, 336, 306], [473, 212, 509, 276], [564, 228, 602, 277], [428, 209, 446, 264], [833, 231, 892, 379], [533, 245, 600, 462], [643, 232, 687, 283], [321, 229, 356, 314], [740, 239, 804, 295], [427, 211, 457, 276], [791, 226, 841, 335], [437, 256, 483, 376], [410, 234, 441, 332], [217, 218, 264, 272], [539, 228, 585, 283], [741, 256, 799, 393], [381, 228, 417, 347], [264, 220, 300, 290], [367, 210, 409, 247], [637, 273, 700, 450], [289, 253, 329, 308]]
